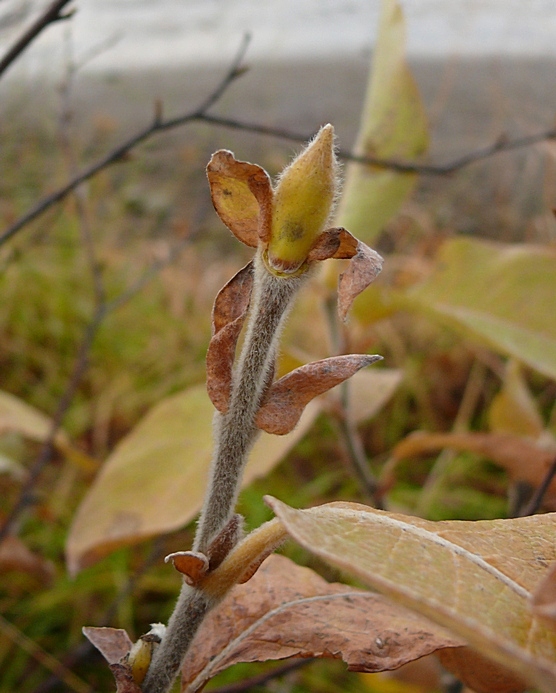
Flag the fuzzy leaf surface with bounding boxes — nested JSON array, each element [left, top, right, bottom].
[[403, 237, 556, 381], [180, 554, 461, 692], [267, 498, 556, 692], [334, 0, 428, 243], [66, 386, 319, 574]]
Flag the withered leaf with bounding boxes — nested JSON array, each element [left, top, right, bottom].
[[256, 354, 382, 435], [337, 242, 383, 321], [82, 626, 132, 664], [389, 431, 556, 503], [166, 551, 209, 586], [181, 555, 461, 692], [206, 150, 273, 247], [438, 647, 529, 693], [109, 663, 143, 693], [306, 226, 359, 262], [206, 262, 253, 413]]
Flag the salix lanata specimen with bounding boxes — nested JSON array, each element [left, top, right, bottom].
[[95, 124, 384, 693]]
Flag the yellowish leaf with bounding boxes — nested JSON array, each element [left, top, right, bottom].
[[403, 237, 556, 381], [267, 497, 556, 693], [334, 0, 428, 244], [66, 385, 320, 574], [489, 360, 545, 439]]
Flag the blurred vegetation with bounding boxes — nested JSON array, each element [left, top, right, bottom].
[[1, 17, 556, 693]]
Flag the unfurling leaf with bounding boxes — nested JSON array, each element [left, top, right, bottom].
[[206, 262, 254, 413], [180, 555, 461, 692], [267, 498, 556, 693], [256, 354, 382, 435]]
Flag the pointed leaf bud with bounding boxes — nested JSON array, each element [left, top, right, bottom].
[[266, 123, 339, 275]]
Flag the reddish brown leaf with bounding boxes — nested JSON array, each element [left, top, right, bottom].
[[82, 626, 132, 664], [206, 513, 244, 570], [109, 663, 143, 693], [206, 150, 273, 247], [438, 647, 529, 693], [256, 354, 382, 435], [0, 535, 55, 585], [338, 242, 383, 321], [389, 431, 556, 502], [166, 551, 209, 586], [206, 262, 254, 413], [180, 555, 461, 692], [306, 226, 359, 262]]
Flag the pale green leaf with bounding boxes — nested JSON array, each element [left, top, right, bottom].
[[268, 497, 556, 693], [403, 237, 556, 381], [334, 0, 428, 243], [66, 385, 319, 575]]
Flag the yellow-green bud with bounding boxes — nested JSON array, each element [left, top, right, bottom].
[[266, 124, 338, 275]]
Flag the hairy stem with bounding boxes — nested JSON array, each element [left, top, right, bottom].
[[194, 250, 303, 553], [142, 252, 305, 693]]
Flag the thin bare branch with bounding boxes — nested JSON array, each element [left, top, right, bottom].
[[518, 456, 556, 517], [0, 0, 74, 78], [208, 659, 313, 693], [3, 33, 554, 247], [0, 34, 251, 248]]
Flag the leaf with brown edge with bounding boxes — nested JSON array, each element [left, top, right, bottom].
[[206, 262, 253, 413], [338, 242, 383, 321], [180, 554, 461, 692], [82, 626, 132, 665], [388, 431, 556, 503], [206, 150, 272, 247], [267, 497, 556, 693], [256, 354, 382, 435], [306, 226, 358, 262]]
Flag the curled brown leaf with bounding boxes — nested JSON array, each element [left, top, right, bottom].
[[206, 262, 253, 413], [181, 554, 461, 692], [337, 242, 383, 321], [82, 626, 133, 665], [166, 551, 209, 586], [256, 354, 382, 435]]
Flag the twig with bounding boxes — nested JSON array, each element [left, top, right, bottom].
[[518, 456, 556, 517], [0, 0, 74, 78], [3, 51, 555, 247], [0, 34, 251, 248], [207, 659, 313, 693], [322, 296, 381, 506]]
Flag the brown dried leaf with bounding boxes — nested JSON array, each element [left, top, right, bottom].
[[166, 551, 209, 586], [206, 513, 244, 570], [306, 226, 359, 262], [109, 663, 143, 693], [82, 626, 132, 664], [338, 242, 383, 321], [438, 647, 529, 693], [206, 262, 253, 413], [0, 535, 55, 585], [256, 354, 382, 435], [181, 555, 461, 692], [390, 431, 556, 501], [206, 150, 272, 247], [531, 562, 556, 626]]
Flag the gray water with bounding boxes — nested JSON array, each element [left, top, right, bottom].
[[1, 0, 556, 76]]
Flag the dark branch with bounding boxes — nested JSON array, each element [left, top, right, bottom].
[[0, 34, 251, 248], [0, 0, 74, 78], [518, 456, 556, 517]]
